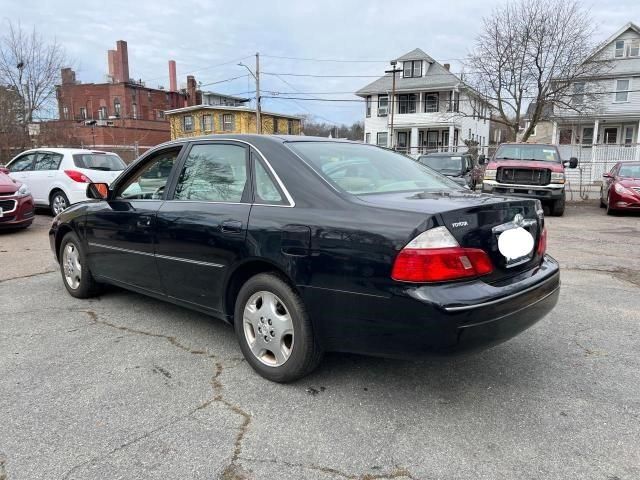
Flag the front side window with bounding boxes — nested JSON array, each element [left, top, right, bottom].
[[377, 95, 388, 116], [183, 115, 194, 132], [222, 114, 234, 132], [254, 157, 284, 204], [376, 132, 388, 147], [34, 152, 63, 170], [174, 144, 247, 202], [287, 142, 457, 195], [615, 79, 630, 102], [73, 153, 126, 171], [117, 147, 181, 200], [8, 153, 36, 172]]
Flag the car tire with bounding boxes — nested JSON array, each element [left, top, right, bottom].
[[234, 273, 323, 383], [59, 232, 101, 298], [550, 192, 565, 216], [606, 194, 616, 216], [50, 190, 70, 216]]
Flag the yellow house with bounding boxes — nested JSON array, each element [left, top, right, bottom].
[[165, 105, 303, 140]]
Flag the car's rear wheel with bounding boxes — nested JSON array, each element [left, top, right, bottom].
[[599, 188, 606, 208], [550, 192, 566, 216], [50, 190, 69, 216], [234, 273, 322, 382], [59, 232, 101, 298]]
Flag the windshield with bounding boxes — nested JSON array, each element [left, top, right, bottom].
[[618, 164, 640, 178], [494, 144, 560, 162], [287, 142, 459, 195], [73, 153, 126, 171], [418, 155, 463, 174]]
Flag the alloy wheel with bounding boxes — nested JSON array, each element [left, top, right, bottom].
[[243, 291, 294, 367], [62, 243, 82, 289], [53, 194, 68, 215]]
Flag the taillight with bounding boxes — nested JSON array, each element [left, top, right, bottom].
[[64, 170, 92, 183], [391, 226, 493, 283], [537, 227, 547, 257]]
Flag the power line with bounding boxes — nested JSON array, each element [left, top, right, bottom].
[[261, 53, 467, 63], [142, 54, 254, 83], [199, 74, 249, 88]]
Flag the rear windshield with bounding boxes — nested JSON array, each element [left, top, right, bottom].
[[287, 142, 458, 195], [73, 153, 126, 171], [495, 144, 560, 162], [619, 164, 640, 177], [418, 155, 463, 174]]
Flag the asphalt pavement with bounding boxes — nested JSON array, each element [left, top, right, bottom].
[[0, 204, 639, 480]]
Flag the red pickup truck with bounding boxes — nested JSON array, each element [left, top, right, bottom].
[[480, 143, 578, 216]]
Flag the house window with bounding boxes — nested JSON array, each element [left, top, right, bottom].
[[424, 93, 439, 113], [98, 107, 107, 119], [79, 107, 87, 119], [377, 95, 388, 116], [366, 96, 371, 117], [559, 128, 572, 144], [604, 127, 618, 144], [403, 60, 422, 78], [582, 127, 594, 145], [624, 126, 634, 145], [630, 39, 640, 57], [615, 40, 625, 58], [132, 103, 138, 119], [201, 114, 212, 132], [273, 118, 279, 134], [222, 113, 234, 131], [287, 119, 294, 134], [615, 79, 631, 102], [398, 94, 417, 114], [376, 132, 388, 147], [62, 106, 69, 120], [426, 131, 438, 148], [183, 115, 194, 132], [447, 91, 460, 112], [365, 133, 371, 144], [573, 82, 585, 105], [114, 98, 121, 117]]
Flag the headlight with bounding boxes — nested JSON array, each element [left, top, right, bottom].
[[614, 183, 632, 195], [483, 169, 497, 180], [550, 172, 565, 184], [15, 183, 30, 197]]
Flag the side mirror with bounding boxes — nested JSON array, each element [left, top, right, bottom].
[[603, 173, 612, 179], [478, 155, 486, 165], [0, 166, 9, 175], [87, 182, 109, 200], [568, 157, 578, 169]]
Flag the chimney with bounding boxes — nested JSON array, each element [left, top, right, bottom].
[[61, 67, 76, 85], [108, 41, 129, 83], [186, 75, 198, 106], [443, 63, 450, 71], [168, 60, 177, 92]]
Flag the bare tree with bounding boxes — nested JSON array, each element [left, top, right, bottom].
[[465, 0, 610, 142], [0, 21, 67, 139]]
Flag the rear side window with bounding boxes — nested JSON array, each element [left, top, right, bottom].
[[174, 144, 248, 202], [34, 152, 63, 170], [254, 157, 285, 205], [73, 153, 126, 171], [8, 153, 36, 172]]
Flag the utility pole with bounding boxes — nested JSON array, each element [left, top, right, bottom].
[[385, 60, 402, 149], [255, 52, 261, 134]]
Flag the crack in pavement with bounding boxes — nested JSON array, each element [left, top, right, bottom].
[[563, 266, 640, 288], [60, 310, 253, 480], [0, 269, 56, 284]]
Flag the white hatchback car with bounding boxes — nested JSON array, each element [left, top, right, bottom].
[[5, 148, 126, 215]]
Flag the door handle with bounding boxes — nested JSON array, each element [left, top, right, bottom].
[[221, 220, 242, 233]]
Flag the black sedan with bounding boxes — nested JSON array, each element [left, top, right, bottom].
[[50, 135, 560, 382]]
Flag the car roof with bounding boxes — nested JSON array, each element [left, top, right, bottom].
[[152, 134, 363, 150], [421, 152, 468, 157], [15, 147, 120, 156]]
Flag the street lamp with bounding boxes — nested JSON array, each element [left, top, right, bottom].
[[239, 55, 261, 134]]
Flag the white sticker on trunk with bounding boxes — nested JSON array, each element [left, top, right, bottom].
[[498, 227, 534, 261]]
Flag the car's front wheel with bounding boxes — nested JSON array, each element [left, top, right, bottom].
[[234, 273, 322, 382], [50, 190, 70, 216], [59, 232, 101, 298], [550, 192, 566, 216]]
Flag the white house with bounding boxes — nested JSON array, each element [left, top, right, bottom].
[[356, 48, 490, 156], [550, 22, 640, 173]]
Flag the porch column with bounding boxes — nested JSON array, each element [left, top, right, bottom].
[[551, 121, 558, 144], [448, 125, 455, 151], [410, 126, 419, 155], [592, 119, 599, 145]]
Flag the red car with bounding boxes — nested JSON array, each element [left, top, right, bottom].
[[0, 166, 35, 229], [600, 162, 640, 215]]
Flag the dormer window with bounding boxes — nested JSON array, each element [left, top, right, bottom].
[[615, 39, 640, 58], [615, 40, 625, 57], [403, 60, 422, 78]]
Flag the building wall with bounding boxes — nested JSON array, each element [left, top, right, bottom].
[[168, 108, 301, 139], [517, 120, 554, 143]]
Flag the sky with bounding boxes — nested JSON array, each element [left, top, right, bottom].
[[3, 0, 640, 125]]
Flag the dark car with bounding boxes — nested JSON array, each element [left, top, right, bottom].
[[600, 162, 640, 214], [481, 143, 578, 216], [0, 166, 35, 229], [49, 135, 560, 382], [417, 152, 479, 189]]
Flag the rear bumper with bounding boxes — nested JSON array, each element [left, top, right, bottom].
[[482, 180, 564, 201], [302, 256, 560, 358]]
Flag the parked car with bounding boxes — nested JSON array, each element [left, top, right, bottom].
[[600, 161, 640, 215], [50, 135, 560, 382], [5, 148, 126, 215], [0, 166, 35, 229], [417, 152, 480, 189], [480, 143, 577, 216]]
